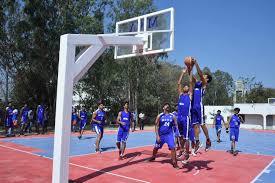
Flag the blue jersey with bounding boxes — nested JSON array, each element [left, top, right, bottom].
[[94, 109, 105, 127], [215, 115, 223, 126], [12, 112, 18, 121], [37, 106, 44, 119], [172, 111, 178, 118], [80, 111, 87, 122], [119, 111, 131, 131], [192, 81, 205, 109], [21, 107, 29, 121], [158, 113, 175, 136], [229, 114, 241, 128], [71, 112, 78, 121], [178, 93, 191, 121]]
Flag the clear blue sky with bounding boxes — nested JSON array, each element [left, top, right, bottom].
[[155, 0, 275, 88]]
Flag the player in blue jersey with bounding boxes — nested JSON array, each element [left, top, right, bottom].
[[148, 103, 180, 169], [177, 67, 194, 163], [92, 101, 106, 153], [5, 103, 14, 137], [19, 104, 29, 136], [71, 107, 78, 132], [172, 105, 180, 150], [191, 58, 213, 152], [36, 104, 45, 134], [78, 107, 88, 139], [12, 109, 19, 135], [228, 108, 244, 156], [116, 101, 133, 160], [213, 110, 226, 143]]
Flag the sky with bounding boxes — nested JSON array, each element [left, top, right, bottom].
[[154, 0, 275, 88]]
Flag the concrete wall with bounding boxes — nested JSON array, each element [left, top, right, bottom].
[[242, 114, 263, 129]]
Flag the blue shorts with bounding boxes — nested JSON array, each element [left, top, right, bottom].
[[94, 124, 103, 134], [215, 125, 222, 133], [191, 107, 203, 125], [154, 132, 175, 150], [117, 127, 129, 142], [80, 120, 87, 130], [230, 128, 239, 142], [21, 117, 28, 124], [178, 116, 191, 140]]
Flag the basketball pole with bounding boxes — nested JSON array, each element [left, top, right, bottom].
[[52, 34, 143, 183]]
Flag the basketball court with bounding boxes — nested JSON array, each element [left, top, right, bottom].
[[0, 128, 274, 183], [1, 5, 275, 183]]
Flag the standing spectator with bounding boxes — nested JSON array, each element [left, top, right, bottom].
[[139, 112, 145, 130], [19, 104, 29, 136], [5, 103, 14, 137], [36, 104, 45, 134]]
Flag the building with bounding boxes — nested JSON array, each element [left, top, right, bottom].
[[205, 102, 275, 130]]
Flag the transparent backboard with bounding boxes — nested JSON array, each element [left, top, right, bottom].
[[114, 8, 174, 59]]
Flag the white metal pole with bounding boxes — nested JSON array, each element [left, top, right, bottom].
[[52, 35, 75, 183]]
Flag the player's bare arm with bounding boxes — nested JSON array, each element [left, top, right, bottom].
[[178, 67, 187, 95]]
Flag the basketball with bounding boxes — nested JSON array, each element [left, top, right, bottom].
[[184, 56, 195, 73]]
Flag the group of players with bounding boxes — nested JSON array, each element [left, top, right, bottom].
[[3, 103, 48, 137], [74, 57, 245, 168]]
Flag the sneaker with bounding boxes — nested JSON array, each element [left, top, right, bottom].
[[177, 151, 184, 159], [205, 139, 211, 152], [233, 151, 238, 156], [181, 154, 190, 164], [229, 149, 234, 154], [78, 135, 82, 139], [191, 149, 197, 157]]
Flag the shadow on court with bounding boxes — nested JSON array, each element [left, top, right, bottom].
[[181, 160, 214, 172], [101, 146, 116, 152], [70, 150, 172, 183]]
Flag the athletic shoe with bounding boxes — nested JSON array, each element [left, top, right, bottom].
[[181, 154, 190, 164], [148, 157, 156, 162], [173, 163, 180, 169], [78, 135, 82, 139], [205, 139, 211, 152], [191, 149, 197, 157], [233, 151, 238, 156]]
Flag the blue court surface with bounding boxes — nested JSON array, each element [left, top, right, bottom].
[[2, 128, 275, 158], [1, 128, 275, 183]]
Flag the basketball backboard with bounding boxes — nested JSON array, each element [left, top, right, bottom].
[[114, 7, 174, 59]]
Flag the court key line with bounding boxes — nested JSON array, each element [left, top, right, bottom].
[[250, 158, 275, 183], [0, 144, 151, 183], [70, 144, 154, 157]]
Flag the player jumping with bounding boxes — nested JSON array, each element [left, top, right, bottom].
[[191, 58, 212, 152]]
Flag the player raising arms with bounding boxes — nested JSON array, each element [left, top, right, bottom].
[[92, 100, 106, 153], [191, 58, 213, 152], [116, 101, 133, 160], [148, 103, 180, 169], [177, 67, 193, 163]]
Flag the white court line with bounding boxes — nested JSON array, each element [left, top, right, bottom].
[[70, 144, 153, 158], [0, 144, 151, 183], [70, 163, 150, 183], [250, 158, 275, 183]]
